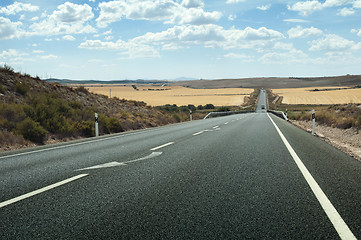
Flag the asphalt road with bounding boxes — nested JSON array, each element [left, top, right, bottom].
[[1, 91, 360, 239]]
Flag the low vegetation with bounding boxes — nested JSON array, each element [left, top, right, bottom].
[[0, 65, 198, 150]]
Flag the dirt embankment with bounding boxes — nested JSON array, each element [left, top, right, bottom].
[[291, 120, 361, 162]]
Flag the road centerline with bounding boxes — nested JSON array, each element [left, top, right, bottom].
[[267, 113, 356, 240], [150, 142, 174, 151], [0, 174, 88, 209]]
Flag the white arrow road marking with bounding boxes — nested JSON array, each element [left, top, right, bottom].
[[123, 151, 162, 164], [267, 113, 356, 240], [76, 152, 163, 171], [0, 174, 88, 209], [76, 162, 126, 171]]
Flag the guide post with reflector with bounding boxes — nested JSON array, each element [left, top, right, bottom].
[[95, 113, 99, 137], [312, 109, 316, 135]]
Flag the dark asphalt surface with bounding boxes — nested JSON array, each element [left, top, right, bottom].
[[0, 91, 360, 239]]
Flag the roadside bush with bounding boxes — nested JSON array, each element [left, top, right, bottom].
[[173, 113, 181, 122], [73, 120, 94, 137], [76, 86, 89, 94], [0, 83, 5, 94], [217, 106, 230, 112], [15, 118, 47, 144], [204, 104, 215, 109], [15, 82, 30, 95]]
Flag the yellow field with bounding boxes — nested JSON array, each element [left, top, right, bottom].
[[273, 87, 361, 104], [86, 85, 253, 106]]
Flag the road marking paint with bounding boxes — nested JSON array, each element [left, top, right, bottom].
[[124, 152, 162, 164], [213, 126, 219, 129], [150, 142, 174, 151], [267, 114, 356, 240], [76, 152, 163, 171], [0, 174, 88, 209], [224, 122, 229, 125], [193, 131, 204, 136], [76, 162, 126, 171]]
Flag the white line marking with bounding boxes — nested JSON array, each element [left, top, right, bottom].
[[76, 152, 163, 171], [0, 174, 88, 209], [193, 131, 204, 136], [150, 142, 174, 151], [124, 152, 162, 164], [224, 122, 229, 125], [267, 114, 356, 240], [213, 126, 219, 129], [76, 162, 126, 171]]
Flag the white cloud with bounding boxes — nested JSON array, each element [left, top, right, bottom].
[[323, 0, 352, 8], [226, 0, 246, 4], [33, 50, 45, 54], [165, 8, 222, 25], [354, 0, 361, 8], [337, 7, 355, 16], [283, 19, 309, 23], [288, 0, 354, 15], [28, 2, 96, 36], [259, 49, 309, 64], [80, 24, 284, 59], [351, 28, 361, 37], [96, 0, 221, 28], [0, 17, 21, 40], [63, 35, 76, 41], [181, 0, 204, 8], [309, 34, 361, 51], [224, 53, 254, 62], [0, 1, 39, 15], [288, 1, 323, 16], [228, 14, 236, 21], [0, 49, 27, 59], [288, 26, 323, 39], [41, 54, 59, 60], [257, 5, 271, 11]]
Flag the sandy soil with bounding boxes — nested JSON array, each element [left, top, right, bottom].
[[87, 85, 253, 106], [290, 120, 361, 161], [273, 87, 361, 105]]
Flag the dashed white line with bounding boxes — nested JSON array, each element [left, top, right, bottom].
[[267, 113, 356, 240], [213, 126, 219, 129], [193, 131, 204, 136], [224, 122, 229, 125], [150, 142, 174, 151], [0, 174, 88, 209]]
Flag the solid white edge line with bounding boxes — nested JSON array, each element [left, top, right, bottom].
[[0, 174, 88, 209], [267, 113, 356, 240], [150, 142, 174, 151]]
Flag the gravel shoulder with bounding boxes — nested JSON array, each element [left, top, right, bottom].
[[290, 120, 361, 162]]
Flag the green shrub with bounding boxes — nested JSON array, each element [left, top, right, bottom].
[[76, 86, 89, 94], [105, 117, 123, 133], [15, 82, 30, 95], [16, 118, 47, 144], [2, 64, 14, 72], [173, 113, 181, 122], [73, 120, 94, 137], [0, 83, 5, 94]]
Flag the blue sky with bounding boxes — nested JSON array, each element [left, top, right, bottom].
[[1, 0, 361, 80]]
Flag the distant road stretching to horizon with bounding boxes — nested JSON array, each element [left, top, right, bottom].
[[0, 91, 360, 239]]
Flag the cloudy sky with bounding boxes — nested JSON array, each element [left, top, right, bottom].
[[1, 0, 361, 80]]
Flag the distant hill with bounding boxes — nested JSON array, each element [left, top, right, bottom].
[[170, 75, 361, 89], [45, 78, 170, 85]]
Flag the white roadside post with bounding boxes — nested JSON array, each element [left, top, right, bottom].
[[312, 109, 316, 135], [190, 110, 192, 121], [95, 113, 99, 137]]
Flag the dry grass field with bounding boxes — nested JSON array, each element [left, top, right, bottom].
[[86, 85, 253, 106], [273, 87, 361, 104]]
